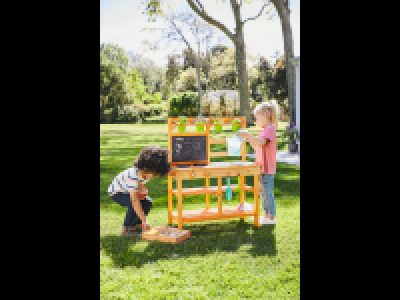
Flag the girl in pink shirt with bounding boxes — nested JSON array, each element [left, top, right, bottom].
[[237, 102, 278, 224]]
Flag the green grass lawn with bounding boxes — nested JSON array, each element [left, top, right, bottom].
[[100, 123, 300, 299]]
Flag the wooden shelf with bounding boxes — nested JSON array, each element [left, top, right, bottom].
[[209, 152, 230, 157], [209, 139, 227, 144], [171, 206, 255, 223], [171, 185, 253, 196]]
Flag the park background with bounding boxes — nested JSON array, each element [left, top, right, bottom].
[[100, 0, 300, 298]]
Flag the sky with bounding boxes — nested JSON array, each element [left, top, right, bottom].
[[100, 0, 300, 68]]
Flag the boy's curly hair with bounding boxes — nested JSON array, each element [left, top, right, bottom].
[[134, 146, 171, 177]]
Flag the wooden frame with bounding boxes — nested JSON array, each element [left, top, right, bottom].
[[167, 117, 261, 230]]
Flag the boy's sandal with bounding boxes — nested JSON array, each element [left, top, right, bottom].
[[122, 225, 143, 236], [122, 230, 141, 237]]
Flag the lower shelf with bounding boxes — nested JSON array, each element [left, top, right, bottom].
[[171, 185, 253, 197], [171, 206, 256, 223]]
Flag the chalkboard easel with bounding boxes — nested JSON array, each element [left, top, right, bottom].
[[169, 132, 209, 167]]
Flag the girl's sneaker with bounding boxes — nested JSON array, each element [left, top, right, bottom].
[[261, 217, 276, 225], [251, 216, 276, 225]]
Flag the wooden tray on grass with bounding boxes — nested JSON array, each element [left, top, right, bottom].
[[141, 226, 191, 244]]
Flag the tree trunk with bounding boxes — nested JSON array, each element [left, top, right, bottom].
[[197, 43, 202, 118], [100, 99, 105, 123], [273, 0, 296, 125], [112, 97, 117, 123], [235, 25, 252, 125]]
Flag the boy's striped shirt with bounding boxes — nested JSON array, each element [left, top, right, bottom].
[[108, 167, 144, 196]]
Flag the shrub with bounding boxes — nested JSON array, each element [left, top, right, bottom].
[[114, 103, 168, 123], [103, 109, 113, 124], [146, 103, 166, 118], [115, 105, 141, 123], [168, 92, 199, 117]]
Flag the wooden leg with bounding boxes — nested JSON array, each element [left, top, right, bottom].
[[239, 176, 244, 205], [206, 177, 210, 210], [241, 176, 245, 221], [178, 179, 183, 230], [168, 176, 172, 226], [254, 174, 259, 226], [243, 176, 246, 202], [218, 176, 222, 217]]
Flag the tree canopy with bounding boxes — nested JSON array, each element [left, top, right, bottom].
[[100, 44, 133, 113]]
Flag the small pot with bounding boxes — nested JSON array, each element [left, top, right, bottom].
[[178, 119, 187, 132], [178, 124, 186, 132], [196, 123, 205, 132], [288, 143, 298, 153], [232, 125, 240, 132]]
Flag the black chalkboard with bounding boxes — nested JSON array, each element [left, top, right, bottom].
[[172, 135, 207, 163]]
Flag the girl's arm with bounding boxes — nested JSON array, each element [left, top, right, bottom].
[[246, 133, 269, 148]]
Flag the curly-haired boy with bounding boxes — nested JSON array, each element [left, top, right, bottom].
[[107, 146, 171, 236]]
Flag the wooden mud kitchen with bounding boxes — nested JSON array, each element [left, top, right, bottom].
[[167, 116, 262, 230]]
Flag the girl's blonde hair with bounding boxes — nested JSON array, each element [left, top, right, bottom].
[[252, 100, 279, 128]]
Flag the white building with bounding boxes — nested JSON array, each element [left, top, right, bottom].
[[202, 90, 239, 104]]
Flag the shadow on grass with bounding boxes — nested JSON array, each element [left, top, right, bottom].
[[100, 219, 276, 269], [100, 130, 166, 136]]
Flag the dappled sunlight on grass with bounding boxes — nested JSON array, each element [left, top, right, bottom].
[[100, 123, 299, 299]]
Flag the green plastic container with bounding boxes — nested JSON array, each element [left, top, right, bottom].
[[232, 125, 240, 132], [232, 120, 241, 132], [178, 118, 187, 132], [196, 122, 205, 132]]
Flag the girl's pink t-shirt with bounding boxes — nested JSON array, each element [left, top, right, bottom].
[[251, 126, 276, 174]]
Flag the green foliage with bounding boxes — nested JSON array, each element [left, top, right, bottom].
[[177, 67, 207, 93], [141, 0, 163, 21], [270, 56, 288, 107], [168, 92, 199, 117], [282, 123, 300, 144], [130, 60, 165, 96], [100, 43, 134, 123], [127, 69, 150, 104], [115, 103, 167, 124], [100, 45, 167, 123], [150, 92, 163, 104], [115, 105, 142, 124], [100, 43, 130, 75], [165, 55, 181, 95], [249, 54, 290, 120], [210, 46, 238, 90]]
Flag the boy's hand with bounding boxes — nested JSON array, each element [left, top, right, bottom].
[[138, 184, 148, 195], [143, 223, 151, 231]]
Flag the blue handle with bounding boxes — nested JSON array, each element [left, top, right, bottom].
[[226, 177, 231, 201]]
